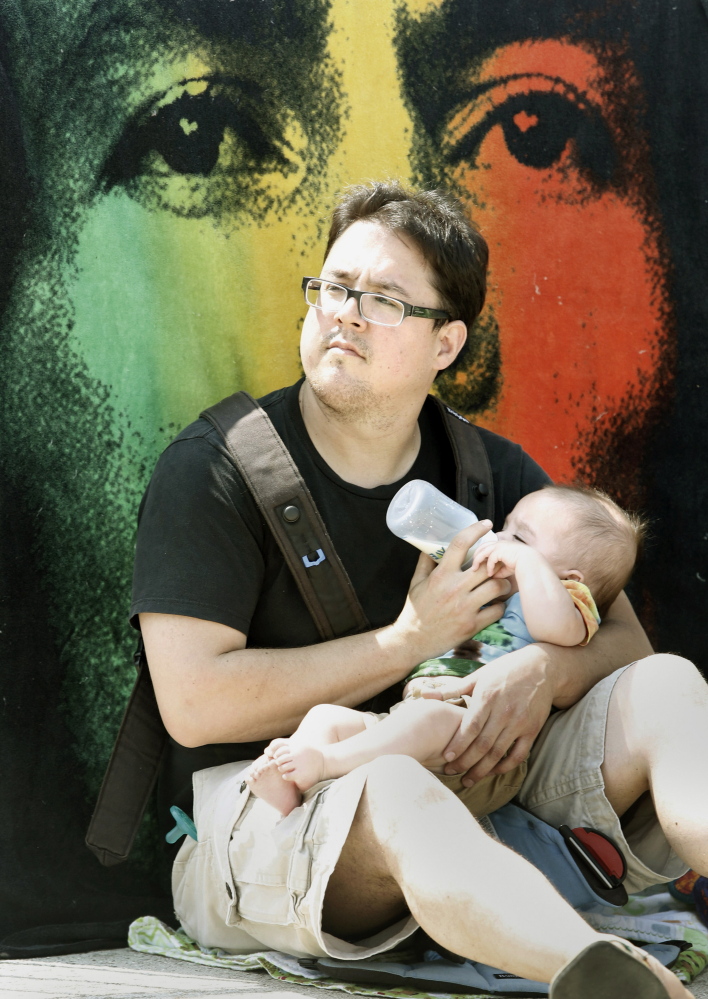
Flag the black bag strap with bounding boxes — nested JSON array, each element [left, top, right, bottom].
[[201, 391, 370, 640], [432, 396, 495, 524], [86, 639, 168, 866], [86, 391, 494, 865]]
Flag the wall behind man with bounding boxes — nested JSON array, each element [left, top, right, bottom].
[[0, 0, 706, 954]]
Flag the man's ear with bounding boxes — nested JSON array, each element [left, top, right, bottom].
[[434, 319, 467, 371], [564, 569, 585, 584]]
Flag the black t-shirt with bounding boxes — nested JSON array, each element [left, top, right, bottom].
[[131, 380, 550, 829]]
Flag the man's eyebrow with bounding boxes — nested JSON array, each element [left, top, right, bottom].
[[324, 269, 411, 299]]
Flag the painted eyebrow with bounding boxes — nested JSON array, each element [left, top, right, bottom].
[[324, 269, 411, 300]]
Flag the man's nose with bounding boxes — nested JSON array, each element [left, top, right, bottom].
[[333, 294, 366, 328]]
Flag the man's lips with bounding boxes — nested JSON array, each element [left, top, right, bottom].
[[326, 337, 365, 359]]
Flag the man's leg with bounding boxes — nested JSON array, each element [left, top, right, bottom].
[[321, 755, 689, 995], [602, 653, 708, 875]]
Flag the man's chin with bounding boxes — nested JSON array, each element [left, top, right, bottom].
[[306, 364, 378, 419]]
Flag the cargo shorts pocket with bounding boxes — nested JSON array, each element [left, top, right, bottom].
[[226, 787, 327, 927]]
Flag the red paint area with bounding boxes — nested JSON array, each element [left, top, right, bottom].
[[450, 41, 670, 483]]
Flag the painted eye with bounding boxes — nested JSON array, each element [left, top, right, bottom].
[[100, 77, 306, 218], [447, 88, 618, 187], [103, 79, 291, 184]]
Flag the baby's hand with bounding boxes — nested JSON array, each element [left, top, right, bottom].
[[403, 675, 467, 701], [470, 539, 529, 578]]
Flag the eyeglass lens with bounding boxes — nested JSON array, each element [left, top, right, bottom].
[[305, 280, 404, 326]]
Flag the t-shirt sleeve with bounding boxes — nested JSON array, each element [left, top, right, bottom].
[[562, 580, 602, 646], [517, 449, 552, 496], [475, 427, 552, 530], [130, 431, 266, 634]]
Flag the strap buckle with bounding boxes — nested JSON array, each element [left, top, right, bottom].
[[302, 548, 326, 568]]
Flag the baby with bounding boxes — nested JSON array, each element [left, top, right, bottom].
[[246, 484, 646, 818]]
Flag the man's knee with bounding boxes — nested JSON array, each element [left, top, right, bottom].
[[615, 655, 707, 726], [362, 755, 451, 816], [626, 653, 705, 692]]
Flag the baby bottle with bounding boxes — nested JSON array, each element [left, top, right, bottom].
[[386, 479, 496, 569]]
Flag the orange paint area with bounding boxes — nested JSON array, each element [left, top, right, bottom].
[[447, 40, 670, 483]]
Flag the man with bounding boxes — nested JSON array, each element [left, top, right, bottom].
[[133, 183, 704, 996]]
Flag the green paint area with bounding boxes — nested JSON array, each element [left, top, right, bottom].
[[69, 193, 250, 446]]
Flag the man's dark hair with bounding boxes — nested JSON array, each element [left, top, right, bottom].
[[324, 181, 488, 368]]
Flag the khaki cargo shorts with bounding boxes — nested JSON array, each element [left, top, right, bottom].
[[173, 665, 686, 959], [516, 663, 687, 895], [383, 695, 527, 817]]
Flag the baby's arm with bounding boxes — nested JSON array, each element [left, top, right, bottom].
[[472, 540, 587, 646]]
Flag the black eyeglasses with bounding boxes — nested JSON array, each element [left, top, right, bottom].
[[302, 277, 451, 328]]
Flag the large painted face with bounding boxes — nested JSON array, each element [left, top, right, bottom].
[[0, 0, 674, 787]]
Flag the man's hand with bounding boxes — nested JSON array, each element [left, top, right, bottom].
[[393, 521, 512, 663], [440, 644, 554, 784]]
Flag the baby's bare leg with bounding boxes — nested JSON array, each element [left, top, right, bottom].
[[273, 699, 466, 789], [246, 704, 369, 816]]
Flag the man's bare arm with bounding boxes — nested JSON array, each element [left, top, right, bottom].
[[440, 590, 653, 783], [141, 521, 510, 748], [545, 590, 652, 708]]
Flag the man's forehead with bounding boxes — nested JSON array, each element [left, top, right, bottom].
[[323, 222, 433, 295]]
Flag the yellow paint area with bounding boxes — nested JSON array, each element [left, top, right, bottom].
[[325, 0, 416, 190]]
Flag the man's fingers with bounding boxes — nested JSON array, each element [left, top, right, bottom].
[[448, 715, 507, 776], [410, 550, 436, 586], [488, 736, 533, 776], [440, 521, 493, 571], [450, 672, 479, 697], [459, 726, 517, 783], [468, 594, 507, 632], [441, 705, 488, 766], [461, 732, 534, 784]]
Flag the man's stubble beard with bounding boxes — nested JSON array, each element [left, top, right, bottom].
[[306, 356, 406, 433]]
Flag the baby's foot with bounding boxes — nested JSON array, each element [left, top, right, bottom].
[[244, 754, 303, 817], [264, 737, 290, 759], [270, 742, 328, 791]]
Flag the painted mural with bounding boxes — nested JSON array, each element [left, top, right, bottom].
[[0, 0, 706, 952]]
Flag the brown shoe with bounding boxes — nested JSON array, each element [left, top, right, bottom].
[[550, 939, 672, 998]]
